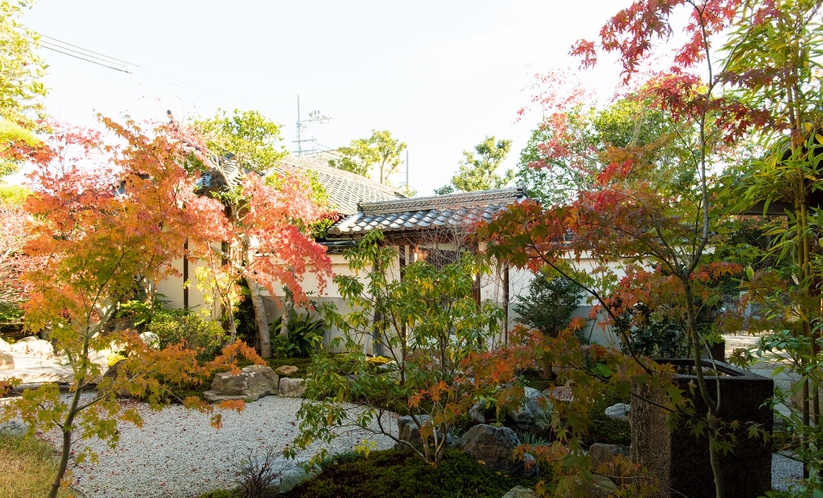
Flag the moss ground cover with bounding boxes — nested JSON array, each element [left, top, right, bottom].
[[281, 448, 542, 498]]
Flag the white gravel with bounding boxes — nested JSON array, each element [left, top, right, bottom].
[[1, 390, 809, 497], [772, 452, 805, 492], [34, 394, 397, 498]]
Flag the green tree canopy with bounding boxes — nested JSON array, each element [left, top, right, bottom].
[[439, 136, 513, 193], [191, 108, 286, 171], [329, 130, 406, 185], [0, 0, 47, 177]]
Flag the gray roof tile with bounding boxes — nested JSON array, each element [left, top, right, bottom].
[[326, 187, 527, 238], [278, 155, 405, 215]]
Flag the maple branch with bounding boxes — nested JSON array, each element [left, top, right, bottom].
[[524, 232, 653, 375]]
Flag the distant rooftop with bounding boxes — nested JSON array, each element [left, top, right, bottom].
[[326, 187, 528, 238], [279, 154, 404, 215]]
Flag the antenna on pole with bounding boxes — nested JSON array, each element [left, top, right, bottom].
[[293, 95, 331, 157]]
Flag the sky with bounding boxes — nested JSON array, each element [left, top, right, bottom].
[[21, 0, 634, 195]]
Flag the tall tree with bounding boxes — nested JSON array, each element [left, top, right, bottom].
[[191, 108, 286, 171], [0, 0, 47, 176], [477, 1, 798, 495], [329, 130, 406, 185], [440, 136, 514, 193], [6, 117, 260, 498], [180, 110, 333, 358], [725, 0, 823, 484]]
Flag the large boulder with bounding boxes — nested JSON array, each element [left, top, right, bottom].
[[9, 337, 54, 357], [458, 424, 537, 477], [563, 475, 618, 498], [396, 414, 457, 451], [508, 386, 552, 431], [588, 443, 630, 468], [0, 419, 28, 437], [278, 377, 306, 398], [205, 365, 279, 402], [139, 332, 160, 349], [604, 403, 630, 422], [0, 352, 13, 371], [502, 486, 537, 498]]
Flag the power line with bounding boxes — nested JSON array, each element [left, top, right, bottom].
[[40, 41, 133, 74], [37, 33, 297, 117], [40, 35, 137, 68]]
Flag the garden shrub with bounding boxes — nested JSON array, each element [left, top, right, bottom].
[[583, 390, 631, 447], [514, 266, 583, 338], [280, 448, 541, 498], [294, 231, 505, 465], [148, 309, 227, 360], [269, 310, 325, 358]]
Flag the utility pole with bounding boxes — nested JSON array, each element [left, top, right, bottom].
[[293, 95, 331, 157]]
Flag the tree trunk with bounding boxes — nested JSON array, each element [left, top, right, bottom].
[[244, 276, 272, 358], [49, 375, 83, 498]]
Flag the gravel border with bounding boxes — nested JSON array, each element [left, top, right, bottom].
[[2, 391, 809, 497], [35, 394, 397, 498]]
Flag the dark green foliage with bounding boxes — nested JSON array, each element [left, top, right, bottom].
[[113, 296, 160, 331], [269, 310, 325, 358], [280, 448, 542, 498], [583, 390, 631, 447], [622, 304, 689, 359], [148, 309, 227, 361], [514, 267, 583, 337], [200, 490, 241, 498], [234, 285, 259, 348]]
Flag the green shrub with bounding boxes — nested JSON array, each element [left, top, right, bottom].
[[514, 266, 583, 337], [148, 309, 227, 360], [269, 310, 325, 359], [280, 448, 542, 498], [583, 390, 631, 446], [200, 490, 240, 498]]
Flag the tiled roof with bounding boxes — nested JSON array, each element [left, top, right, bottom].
[[278, 155, 404, 215], [326, 187, 527, 238]]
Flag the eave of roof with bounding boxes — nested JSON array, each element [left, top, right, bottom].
[[326, 186, 527, 238]]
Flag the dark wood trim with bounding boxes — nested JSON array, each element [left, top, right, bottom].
[[183, 239, 189, 309]]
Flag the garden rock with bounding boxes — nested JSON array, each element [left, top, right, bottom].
[[502, 486, 537, 498], [275, 365, 298, 376], [396, 414, 456, 451], [604, 402, 630, 422], [508, 386, 552, 431], [278, 377, 305, 398], [0, 419, 27, 437], [0, 338, 9, 352], [139, 332, 159, 349], [564, 475, 618, 497], [0, 352, 13, 370], [9, 337, 54, 357], [99, 359, 135, 396], [544, 385, 574, 403], [588, 443, 630, 468], [204, 365, 279, 402], [458, 424, 537, 477], [271, 456, 319, 493], [469, 399, 489, 424]]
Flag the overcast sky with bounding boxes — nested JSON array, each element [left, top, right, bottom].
[[22, 0, 634, 195]]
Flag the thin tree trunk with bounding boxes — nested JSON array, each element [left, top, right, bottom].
[[49, 335, 88, 498], [244, 275, 271, 358]]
